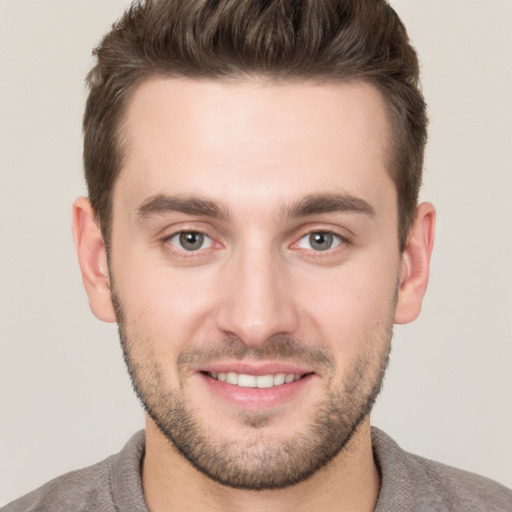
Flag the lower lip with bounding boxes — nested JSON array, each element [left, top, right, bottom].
[[197, 373, 315, 409]]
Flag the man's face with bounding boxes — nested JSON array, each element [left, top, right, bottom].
[[109, 77, 401, 488]]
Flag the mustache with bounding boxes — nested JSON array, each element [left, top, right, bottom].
[[177, 335, 335, 372]]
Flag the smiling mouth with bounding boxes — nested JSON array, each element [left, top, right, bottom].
[[204, 371, 310, 388]]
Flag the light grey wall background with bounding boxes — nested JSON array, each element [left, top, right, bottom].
[[1, 0, 511, 505]]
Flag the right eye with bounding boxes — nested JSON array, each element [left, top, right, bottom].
[[168, 231, 213, 252]]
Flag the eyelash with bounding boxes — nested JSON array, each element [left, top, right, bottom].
[[295, 231, 343, 250], [162, 227, 349, 258], [164, 229, 215, 254]]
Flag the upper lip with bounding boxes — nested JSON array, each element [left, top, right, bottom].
[[196, 360, 316, 376]]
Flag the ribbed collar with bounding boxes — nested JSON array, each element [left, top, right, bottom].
[[372, 427, 416, 512], [109, 430, 148, 512]]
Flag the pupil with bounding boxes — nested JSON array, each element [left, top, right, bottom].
[[310, 232, 332, 251], [180, 232, 203, 250]]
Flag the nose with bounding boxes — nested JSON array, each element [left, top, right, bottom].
[[216, 244, 299, 347]]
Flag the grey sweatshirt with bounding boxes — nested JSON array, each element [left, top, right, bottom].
[[3, 428, 512, 511]]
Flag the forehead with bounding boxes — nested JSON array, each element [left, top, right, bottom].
[[115, 77, 395, 218]]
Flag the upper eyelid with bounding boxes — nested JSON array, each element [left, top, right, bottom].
[[293, 226, 350, 243], [165, 227, 210, 237], [160, 224, 215, 240], [295, 231, 344, 248], [165, 229, 214, 243], [148, 215, 224, 238]]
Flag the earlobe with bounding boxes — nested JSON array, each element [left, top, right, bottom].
[[394, 202, 436, 324], [72, 197, 116, 323]]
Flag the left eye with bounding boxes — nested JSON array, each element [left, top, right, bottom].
[[168, 231, 213, 251], [297, 232, 342, 252]]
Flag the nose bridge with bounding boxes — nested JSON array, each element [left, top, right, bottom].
[[216, 235, 298, 346]]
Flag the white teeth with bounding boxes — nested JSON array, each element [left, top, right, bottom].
[[273, 373, 286, 386], [256, 375, 274, 388], [238, 374, 257, 387], [210, 372, 303, 388], [226, 372, 238, 385]]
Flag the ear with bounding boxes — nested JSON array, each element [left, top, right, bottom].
[[394, 202, 436, 324], [72, 197, 116, 323]]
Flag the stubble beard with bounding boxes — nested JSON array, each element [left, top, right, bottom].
[[113, 293, 393, 490]]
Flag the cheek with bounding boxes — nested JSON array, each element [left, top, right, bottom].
[[112, 248, 207, 325], [294, 258, 399, 351], [113, 265, 221, 387]]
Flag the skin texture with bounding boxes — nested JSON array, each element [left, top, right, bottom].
[[73, 77, 435, 512]]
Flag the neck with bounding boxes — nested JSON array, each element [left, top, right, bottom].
[[142, 417, 380, 512]]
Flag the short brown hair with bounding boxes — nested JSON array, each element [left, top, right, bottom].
[[84, 0, 427, 250]]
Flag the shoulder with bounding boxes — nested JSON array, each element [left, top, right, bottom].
[[410, 453, 512, 511], [372, 427, 512, 512], [2, 431, 146, 512], [1, 456, 115, 512]]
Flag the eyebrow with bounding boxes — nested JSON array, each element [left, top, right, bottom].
[[136, 194, 228, 220], [284, 193, 376, 218], [136, 192, 375, 221]]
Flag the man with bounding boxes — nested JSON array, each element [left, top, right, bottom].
[[4, 0, 511, 510]]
